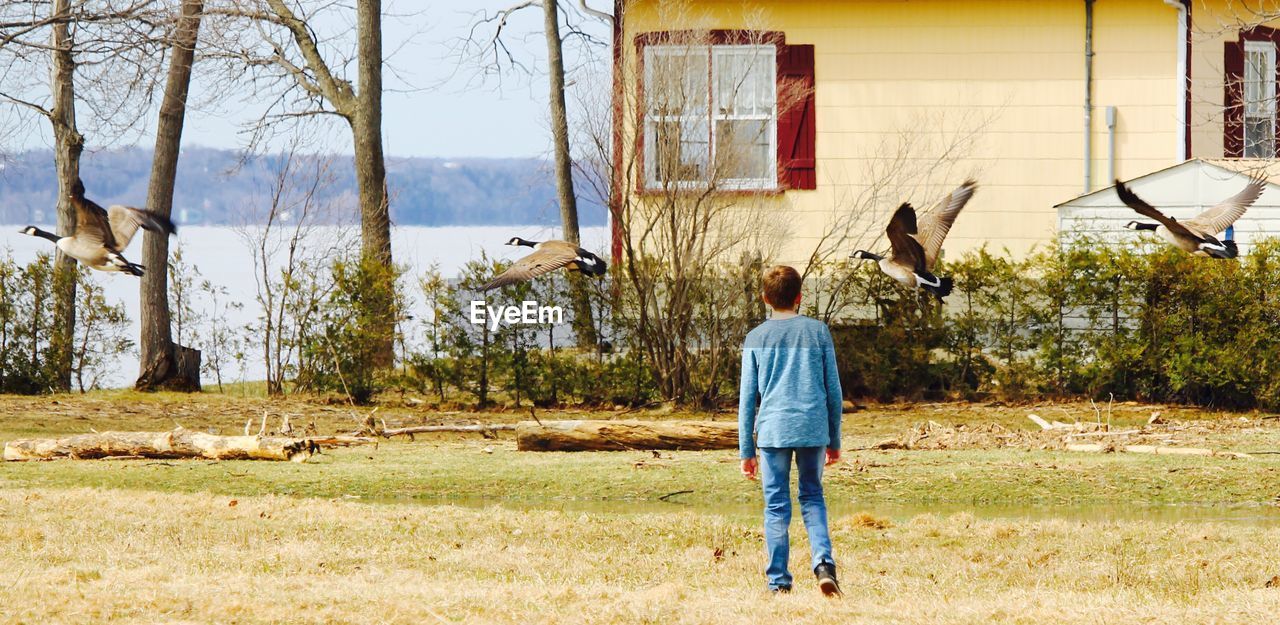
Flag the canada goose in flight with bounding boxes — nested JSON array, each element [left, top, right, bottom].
[[20, 178, 176, 276], [1118, 176, 1265, 259], [851, 179, 977, 300], [481, 237, 607, 291]]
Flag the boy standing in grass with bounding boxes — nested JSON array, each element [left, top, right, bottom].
[[738, 265, 843, 596]]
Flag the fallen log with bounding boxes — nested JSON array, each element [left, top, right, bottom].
[[356, 412, 516, 439], [4, 429, 320, 462], [307, 436, 377, 447], [1065, 443, 1252, 459], [516, 420, 737, 452], [380, 424, 516, 438]]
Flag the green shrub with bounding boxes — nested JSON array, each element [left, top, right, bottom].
[[294, 256, 407, 404], [0, 252, 58, 393], [0, 252, 131, 394], [826, 237, 1280, 409]]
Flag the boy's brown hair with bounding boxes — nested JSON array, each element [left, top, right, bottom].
[[762, 265, 802, 309]]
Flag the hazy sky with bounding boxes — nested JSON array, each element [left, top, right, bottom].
[[8, 1, 612, 160]]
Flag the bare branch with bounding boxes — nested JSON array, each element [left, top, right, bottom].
[[576, 0, 613, 25], [0, 88, 52, 118], [260, 0, 354, 112]]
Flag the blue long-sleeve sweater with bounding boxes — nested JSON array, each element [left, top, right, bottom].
[[738, 315, 843, 459]]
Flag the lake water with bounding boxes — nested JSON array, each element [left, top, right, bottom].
[[1, 224, 611, 388]]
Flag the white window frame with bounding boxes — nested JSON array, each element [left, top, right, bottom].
[[644, 45, 710, 190], [1243, 40, 1276, 158], [643, 43, 777, 191]]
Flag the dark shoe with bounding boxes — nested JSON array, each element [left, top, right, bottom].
[[770, 585, 792, 595], [815, 563, 841, 597]]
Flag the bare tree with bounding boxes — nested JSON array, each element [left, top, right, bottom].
[[197, 278, 244, 393], [48, 0, 81, 393], [459, 0, 609, 348], [206, 0, 395, 363], [543, 0, 596, 348], [0, 0, 169, 390], [137, 0, 205, 391], [237, 137, 350, 395], [577, 24, 793, 405]]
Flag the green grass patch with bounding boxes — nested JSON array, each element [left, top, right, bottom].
[[4, 439, 1279, 508], [2, 392, 1279, 508]]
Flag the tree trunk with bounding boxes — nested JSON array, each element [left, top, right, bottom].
[[4, 429, 318, 462], [542, 0, 597, 349], [48, 0, 82, 393], [515, 420, 739, 451], [136, 0, 204, 392], [353, 0, 394, 366], [543, 0, 579, 246], [351, 119, 389, 262]]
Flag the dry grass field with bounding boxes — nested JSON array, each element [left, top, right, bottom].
[[2, 392, 1279, 624], [4, 489, 1279, 624]]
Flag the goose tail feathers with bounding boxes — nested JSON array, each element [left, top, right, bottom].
[[936, 276, 954, 299], [575, 251, 608, 276], [136, 209, 177, 235], [922, 276, 954, 300]]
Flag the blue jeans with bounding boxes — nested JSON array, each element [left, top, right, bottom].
[[759, 446, 835, 589]]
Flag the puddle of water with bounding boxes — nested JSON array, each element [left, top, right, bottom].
[[362, 494, 1280, 526]]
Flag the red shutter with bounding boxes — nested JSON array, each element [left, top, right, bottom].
[[1224, 39, 1244, 157], [777, 44, 816, 190]]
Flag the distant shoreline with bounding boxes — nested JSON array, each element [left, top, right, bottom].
[[0, 146, 609, 228]]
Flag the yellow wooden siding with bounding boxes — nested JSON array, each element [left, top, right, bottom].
[[1188, 0, 1233, 160], [621, 0, 1185, 263]]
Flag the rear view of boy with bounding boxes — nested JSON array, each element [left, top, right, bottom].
[[738, 265, 843, 596]]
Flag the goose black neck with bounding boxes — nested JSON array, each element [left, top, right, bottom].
[[1134, 222, 1158, 231], [855, 251, 884, 262], [520, 239, 539, 248], [25, 227, 59, 243]]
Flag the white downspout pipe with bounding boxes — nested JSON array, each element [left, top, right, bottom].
[[1164, 0, 1189, 161], [1084, 0, 1095, 194]]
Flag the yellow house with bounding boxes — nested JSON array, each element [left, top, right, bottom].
[[608, 0, 1280, 266]]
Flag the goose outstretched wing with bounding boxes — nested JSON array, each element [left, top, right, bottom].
[[916, 179, 977, 268], [72, 197, 116, 250], [886, 203, 928, 274], [107, 205, 176, 251], [1115, 179, 1200, 241], [481, 246, 578, 291], [1182, 176, 1266, 236]]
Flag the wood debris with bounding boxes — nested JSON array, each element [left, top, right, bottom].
[[854, 412, 1259, 459], [1065, 443, 1251, 459]]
